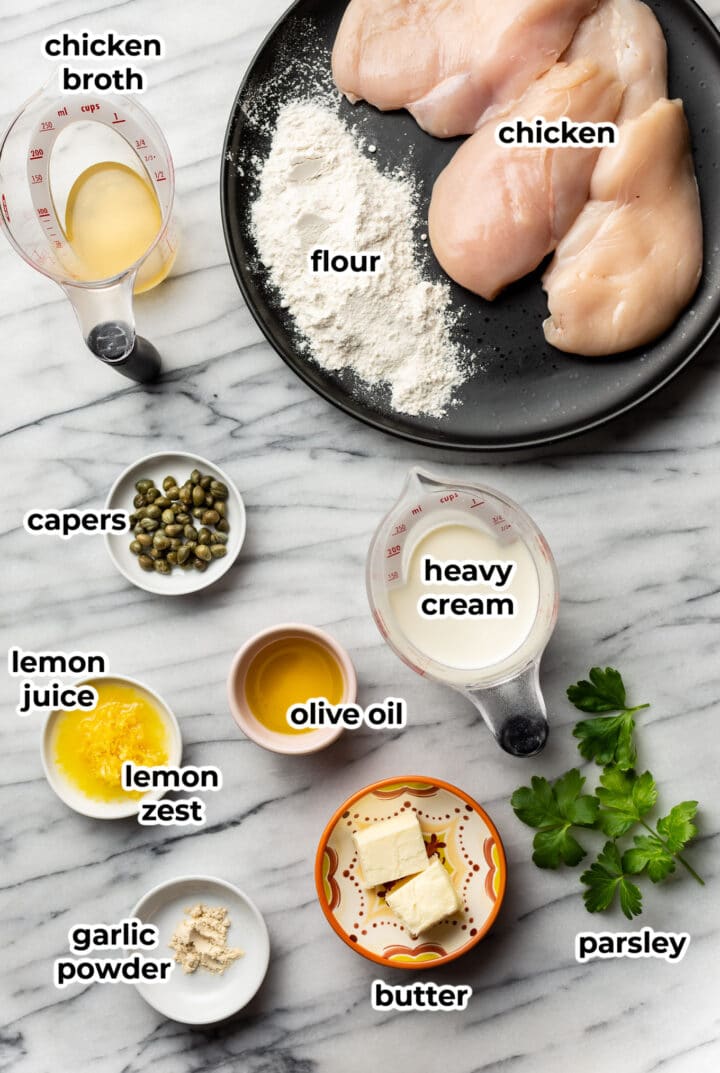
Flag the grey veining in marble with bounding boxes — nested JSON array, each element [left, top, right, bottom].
[[1, 1, 719, 1071]]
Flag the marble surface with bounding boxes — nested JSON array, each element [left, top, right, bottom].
[[1, 1, 719, 1071]]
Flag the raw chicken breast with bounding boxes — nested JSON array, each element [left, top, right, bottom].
[[332, 0, 599, 137], [428, 60, 623, 300], [566, 0, 667, 120], [543, 99, 703, 356]]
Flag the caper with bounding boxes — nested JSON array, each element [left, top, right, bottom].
[[129, 540, 142, 555], [154, 559, 171, 574], [170, 538, 182, 551], [162, 476, 177, 492], [166, 551, 178, 566], [140, 518, 159, 531], [129, 513, 139, 527], [202, 509, 220, 526], [200, 475, 212, 490], [177, 545, 191, 565], [192, 484, 205, 506], [165, 524, 182, 537], [135, 507, 149, 520], [146, 504, 161, 520], [155, 496, 171, 509], [210, 480, 228, 499], [179, 486, 192, 504], [197, 527, 212, 545], [212, 531, 228, 545], [210, 544, 227, 559], [136, 478, 154, 492], [138, 555, 154, 571], [195, 544, 212, 562], [145, 487, 159, 502], [134, 524, 144, 536], [181, 557, 194, 568], [175, 512, 190, 526], [192, 558, 208, 572], [214, 501, 226, 518], [133, 492, 146, 509], [166, 485, 180, 500], [191, 469, 201, 485], [192, 506, 204, 519], [185, 541, 197, 552], [217, 518, 230, 533], [153, 533, 171, 550], [136, 533, 153, 547], [149, 548, 162, 560], [161, 509, 175, 526], [184, 525, 198, 541]]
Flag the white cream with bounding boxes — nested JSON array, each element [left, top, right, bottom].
[[388, 522, 540, 671]]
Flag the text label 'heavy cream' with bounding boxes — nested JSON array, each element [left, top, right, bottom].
[[418, 555, 517, 618]]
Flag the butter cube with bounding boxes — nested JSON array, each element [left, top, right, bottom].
[[354, 811, 429, 888], [385, 856, 461, 937]]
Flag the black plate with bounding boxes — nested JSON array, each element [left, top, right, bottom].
[[221, 0, 720, 450]]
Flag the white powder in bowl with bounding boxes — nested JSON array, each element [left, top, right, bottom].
[[250, 100, 467, 418]]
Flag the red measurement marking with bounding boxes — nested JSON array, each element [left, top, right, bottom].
[[386, 545, 401, 559], [40, 121, 54, 132], [470, 498, 485, 509], [440, 493, 458, 504], [143, 153, 156, 163], [37, 207, 50, 218], [153, 169, 167, 182], [31, 174, 43, 185], [387, 570, 400, 583], [410, 505, 423, 516], [30, 148, 44, 160], [392, 523, 407, 536], [135, 138, 147, 149], [1, 194, 10, 224], [57, 106, 68, 118], [112, 112, 126, 124], [53, 240, 62, 249]]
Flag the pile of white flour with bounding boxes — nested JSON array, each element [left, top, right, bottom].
[[251, 101, 466, 417]]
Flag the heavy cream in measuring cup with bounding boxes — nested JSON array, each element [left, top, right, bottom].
[[388, 522, 540, 671]]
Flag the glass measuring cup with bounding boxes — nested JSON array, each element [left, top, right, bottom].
[[367, 468, 559, 757], [0, 79, 178, 382]]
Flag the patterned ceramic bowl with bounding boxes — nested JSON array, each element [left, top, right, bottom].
[[315, 775, 507, 969]]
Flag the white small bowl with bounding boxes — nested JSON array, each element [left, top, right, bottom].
[[131, 875, 270, 1024], [105, 451, 246, 596], [42, 674, 182, 819]]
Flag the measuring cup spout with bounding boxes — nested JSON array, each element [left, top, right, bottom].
[[464, 662, 549, 758], [63, 278, 161, 383]]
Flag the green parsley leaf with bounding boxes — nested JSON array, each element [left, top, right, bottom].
[[596, 767, 657, 838], [581, 841, 643, 919], [511, 769, 599, 869], [567, 667, 627, 713], [623, 835, 676, 883], [531, 828, 588, 869], [573, 710, 637, 770], [657, 801, 698, 853]]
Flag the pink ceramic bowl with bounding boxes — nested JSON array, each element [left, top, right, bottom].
[[227, 624, 357, 755]]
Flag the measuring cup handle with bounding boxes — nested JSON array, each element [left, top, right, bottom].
[[117, 335, 162, 383], [465, 662, 549, 758], [85, 323, 161, 383]]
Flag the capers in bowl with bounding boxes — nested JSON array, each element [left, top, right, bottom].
[[128, 469, 232, 578]]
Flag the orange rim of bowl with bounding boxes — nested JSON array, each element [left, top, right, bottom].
[[314, 774, 507, 970]]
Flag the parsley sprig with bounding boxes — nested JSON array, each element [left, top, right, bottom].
[[511, 667, 704, 919]]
